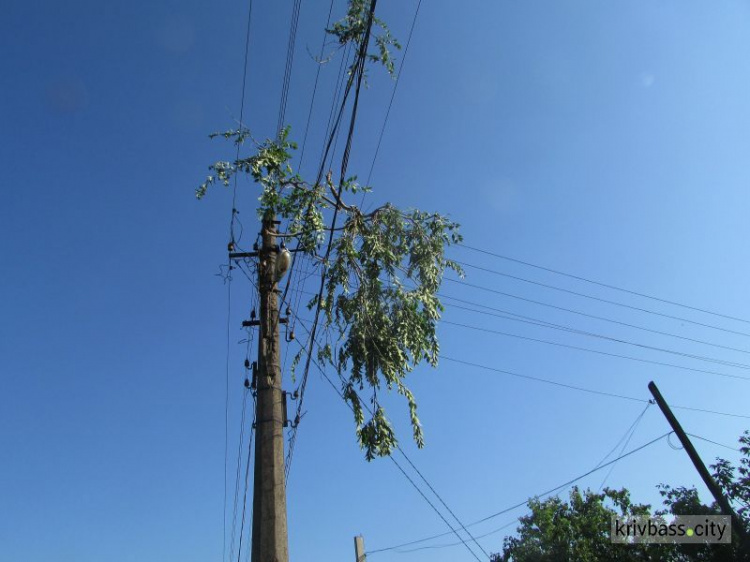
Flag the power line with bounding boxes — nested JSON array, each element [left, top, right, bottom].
[[379, 268, 750, 367], [297, 0, 336, 172], [229, 0, 255, 245], [368, 432, 671, 554], [441, 355, 648, 403], [291, 283, 750, 413], [396, 450, 492, 559], [440, 355, 750, 420], [443, 301, 750, 371], [390, 520, 518, 554], [285, 1, 379, 487], [451, 261, 750, 339], [686, 433, 741, 452], [296, 338, 486, 562], [224, 1, 255, 558], [288, 308, 488, 560], [457, 243, 750, 327], [593, 403, 651, 471], [229, 389, 251, 558], [442, 319, 750, 382], [597, 402, 651, 491], [365, 0, 422, 187], [438, 291, 750, 357], [235, 395, 256, 562], [387, 406, 650, 555], [223, 270, 232, 562], [276, 0, 303, 136]]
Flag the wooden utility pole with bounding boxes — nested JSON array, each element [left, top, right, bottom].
[[648, 381, 750, 553], [354, 535, 366, 562], [251, 218, 289, 562]]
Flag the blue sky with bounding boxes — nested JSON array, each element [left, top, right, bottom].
[[2, 1, 749, 561]]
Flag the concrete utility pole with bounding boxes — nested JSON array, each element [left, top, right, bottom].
[[648, 381, 750, 553], [354, 535, 366, 562], [251, 218, 289, 562]]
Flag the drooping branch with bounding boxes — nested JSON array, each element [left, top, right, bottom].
[[196, 1, 461, 460]]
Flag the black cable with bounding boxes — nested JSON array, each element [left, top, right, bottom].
[[440, 355, 648, 403], [367, 432, 671, 554], [229, 271, 259, 555], [381, 267, 750, 366], [229, 389, 251, 558], [298, 0, 336, 172], [444, 301, 750, 371], [396, 449, 492, 559], [235, 395, 256, 562], [593, 403, 651, 471], [290, 286, 750, 413], [277, 0, 303, 136], [364, 0, 422, 187], [317, 43, 350, 172], [440, 355, 750, 420], [292, 0, 381, 484], [294, 334, 485, 562], [223, 269, 232, 562], [381, 428, 748, 555], [442, 319, 750, 382], [229, 0, 255, 246], [391, 520, 518, 554], [276, 41, 351, 320], [457, 243, 750, 326], [597, 402, 651, 492], [224, 2, 254, 557], [285, 304, 488, 559], [439, 291, 750, 357], [686, 433, 741, 452], [451, 261, 750, 339]]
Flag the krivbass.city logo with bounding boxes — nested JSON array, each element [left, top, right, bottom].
[[610, 515, 731, 544]]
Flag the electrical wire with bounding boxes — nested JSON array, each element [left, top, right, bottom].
[[228, 272, 259, 557], [686, 433, 741, 452], [377, 268, 750, 368], [391, 520, 518, 554], [443, 301, 750, 371], [290, 0, 381, 486], [297, 0, 336, 172], [223, 1, 254, 556], [284, 303, 488, 559], [229, 389, 251, 558], [367, 432, 671, 555], [440, 355, 750, 420], [440, 355, 648, 404], [597, 402, 651, 491], [292, 331, 486, 562], [442, 319, 750, 382], [235, 395, 257, 562], [457, 243, 750, 326], [229, 0, 255, 246], [223, 269, 232, 562], [364, 0, 422, 188], [277, 0, 303, 136], [450, 261, 750, 339], [438, 291, 750, 357]]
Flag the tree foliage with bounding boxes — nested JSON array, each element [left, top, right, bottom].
[[196, 1, 461, 460], [496, 487, 658, 562], [494, 431, 750, 562]]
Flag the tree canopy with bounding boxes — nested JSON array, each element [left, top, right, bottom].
[[495, 431, 750, 562]]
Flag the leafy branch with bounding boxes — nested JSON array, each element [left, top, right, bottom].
[[196, 1, 461, 461]]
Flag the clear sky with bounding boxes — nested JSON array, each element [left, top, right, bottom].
[[2, 1, 749, 561]]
